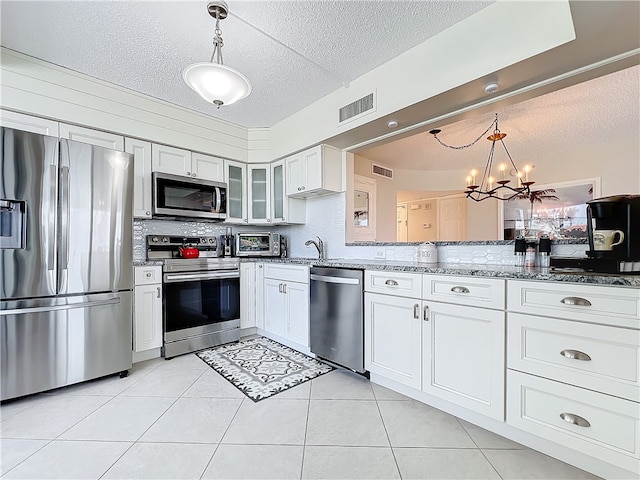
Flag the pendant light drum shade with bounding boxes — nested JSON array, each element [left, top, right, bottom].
[[183, 62, 251, 107]]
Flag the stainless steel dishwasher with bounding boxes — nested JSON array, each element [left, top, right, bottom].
[[309, 267, 366, 374]]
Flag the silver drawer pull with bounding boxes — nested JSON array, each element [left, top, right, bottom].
[[559, 413, 591, 428], [451, 286, 470, 294], [560, 349, 591, 361], [385, 279, 399, 286], [413, 304, 419, 319], [560, 296, 592, 307]]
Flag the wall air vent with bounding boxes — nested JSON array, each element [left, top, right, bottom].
[[372, 164, 393, 180], [339, 92, 375, 123]]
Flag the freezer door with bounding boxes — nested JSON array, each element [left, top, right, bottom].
[[58, 139, 134, 295], [0, 128, 58, 300], [0, 291, 133, 401]]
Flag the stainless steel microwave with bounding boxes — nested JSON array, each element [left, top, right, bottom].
[[235, 232, 282, 257], [152, 172, 227, 221]]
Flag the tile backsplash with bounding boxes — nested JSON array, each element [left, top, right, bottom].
[[134, 193, 588, 265]]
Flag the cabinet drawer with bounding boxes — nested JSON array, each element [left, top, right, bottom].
[[423, 275, 505, 310], [365, 271, 422, 298], [263, 263, 309, 284], [507, 370, 640, 474], [508, 313, 640, 402], [508, 280, 640, 328], [134, 266, 162, 285]]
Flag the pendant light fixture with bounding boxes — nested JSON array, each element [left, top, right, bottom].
[[183, 1, 251, 108], [428, 113, 534, 202]]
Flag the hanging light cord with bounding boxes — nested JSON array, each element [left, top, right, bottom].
[[430, 114, 498, 150], [210, 18, 224, 65]]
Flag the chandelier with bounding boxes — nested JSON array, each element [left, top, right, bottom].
[[428, 113, 534, 202], [183, 1, 251, 108]]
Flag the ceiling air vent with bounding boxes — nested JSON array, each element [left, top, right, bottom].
[[372, 164, 393, 180], [339, 93, 374, 123]]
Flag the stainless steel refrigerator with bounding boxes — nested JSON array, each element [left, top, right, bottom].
[[1, 127, 134, 401]]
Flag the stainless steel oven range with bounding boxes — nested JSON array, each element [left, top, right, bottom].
[[146, 236, 240, 358]]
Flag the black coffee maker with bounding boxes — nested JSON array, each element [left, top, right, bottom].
[[552, 194, 640, 273], [219, 227, 234, 257]]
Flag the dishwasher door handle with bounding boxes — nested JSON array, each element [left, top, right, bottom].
[[310, 274, 360, 285]]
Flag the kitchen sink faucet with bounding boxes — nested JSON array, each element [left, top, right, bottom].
[[305, 236, 324, 260]]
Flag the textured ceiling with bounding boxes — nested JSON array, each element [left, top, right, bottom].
[[0, 0, 493, 128], [356, 65, 640, 171]]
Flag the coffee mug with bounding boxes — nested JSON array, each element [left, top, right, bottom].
[[593, 229, 625, 250]]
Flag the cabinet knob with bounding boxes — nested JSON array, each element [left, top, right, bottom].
[[146, 272, 152, 278], [301, 186, 305, 190], [560, 296, 592, 307], [560, 349, 591, 361], [298, 187, 301, 191], [559, 412, 590, 428], [244, 219, 248, 223], [267, 219, 271, 223], [146, 211, 151, 216], [186, 171, 191, 176], [192, 173, 197, 178]]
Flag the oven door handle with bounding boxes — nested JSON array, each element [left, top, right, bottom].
[[164, 271, 240, 283]]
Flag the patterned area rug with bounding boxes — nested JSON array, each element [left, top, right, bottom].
[[196, 337, 333, 402]]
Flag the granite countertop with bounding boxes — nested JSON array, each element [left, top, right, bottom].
[[133, 260, 164, 267], [250, 257, 640, 287]]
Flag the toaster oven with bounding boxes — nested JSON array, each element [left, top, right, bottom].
[[235, 232, 282, 257]]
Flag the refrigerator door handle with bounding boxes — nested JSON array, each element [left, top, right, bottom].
[[47, 164, 57, 270], [0, 297, 121, 316], [59, 165, 70, 272]]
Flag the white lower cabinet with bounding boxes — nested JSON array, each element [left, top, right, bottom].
[[133, 266, 163, 353], [422, 301, 505, 420], [364, 292, 422, 389], [240, 263, 256, 330], [507, 370, 640, 475], [263, 265, 309, 347]]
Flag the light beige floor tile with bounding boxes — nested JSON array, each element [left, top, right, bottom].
[[306, 399, 389, 447], [371, 382, 412, 401], [310, 369, 374, 400], [48, 370, 148, 397], [1, 439, 131, 479], [222, 398, 308, 445], [0, 439, 48, 474], [102, 442, 217, 479], [181, 370, 246, 399], [0, 395, 47, 422], [59, 396, 175, 441], [120, 368, 204, 397], [154, 353, 209, 371], [302, 445, 400, 479], [202, 444, 303, 479], [377, 399, 476, 448], [394, 447, 501, 479], [459, 419, 525, 449], [140, 397, 242, 443], [0, 395, 111, 439], [482, 448, 601, 479]]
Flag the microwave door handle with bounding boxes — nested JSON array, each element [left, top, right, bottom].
[[215, 187, 222, 213]]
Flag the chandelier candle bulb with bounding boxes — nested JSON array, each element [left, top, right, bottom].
[[466, 176, 472, 187], [499, 163, 506, 181], [488, 176, 494, 191], [524, 165, 531, 182]]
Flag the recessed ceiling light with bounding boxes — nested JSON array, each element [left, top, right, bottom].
[[387, 120, 399, 128], [484, 82, 499, 94]]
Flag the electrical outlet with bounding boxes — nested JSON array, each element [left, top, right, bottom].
[[374, 250, 386, 259]]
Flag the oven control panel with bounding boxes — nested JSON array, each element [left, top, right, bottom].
[[147, 235, 219, 259]]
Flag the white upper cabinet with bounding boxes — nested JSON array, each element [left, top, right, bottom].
[[247, 164, 271, 224], [191, 152, 225, 182], [151, 144, 225, 182], [285, 144, 342, 198], [0, 110, 59, 137], [272, 159, 305, 224], [125, 138, 152, 219], [225, 159, 248, 224], [60, 123, 124, 150], [151, 144, 191, 177]]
